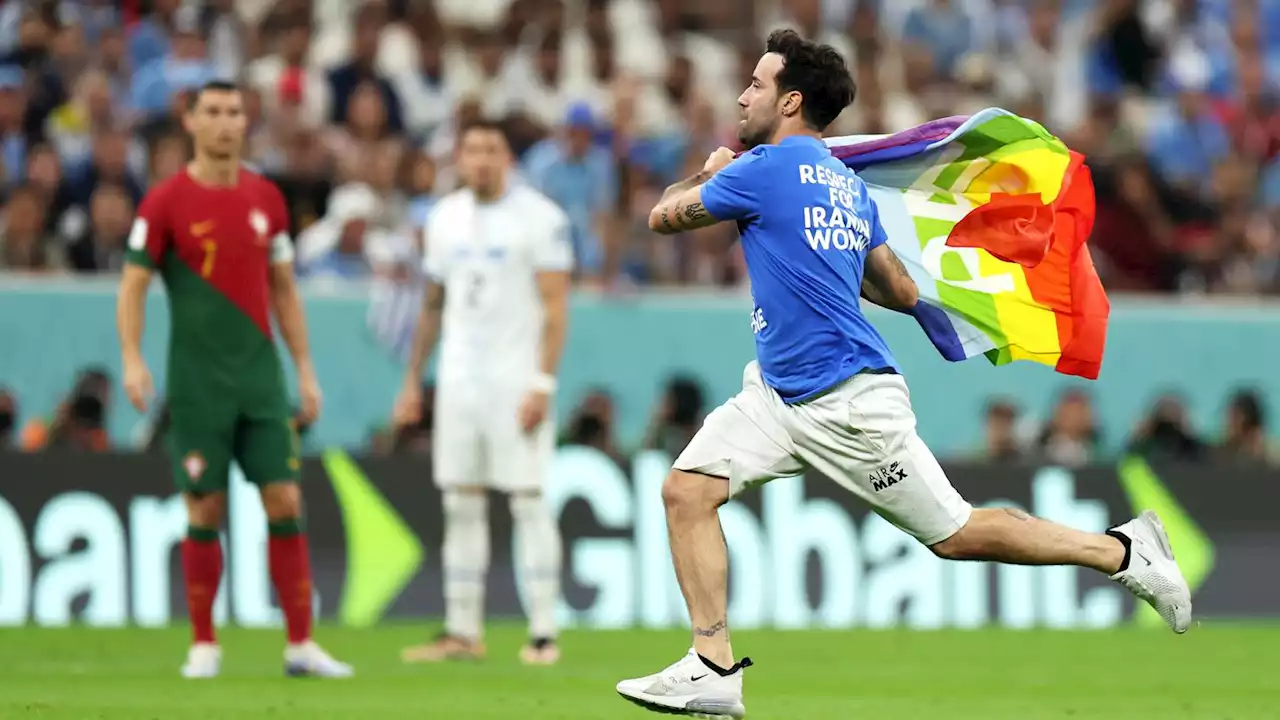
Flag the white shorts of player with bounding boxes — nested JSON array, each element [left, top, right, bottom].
[[675, 362, 973, 546], [433, 388, 554, 492]]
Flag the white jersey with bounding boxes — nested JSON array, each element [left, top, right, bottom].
[[424, 184, 573, 395]]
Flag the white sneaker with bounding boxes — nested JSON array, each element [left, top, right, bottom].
[[616, 649, 751, 719], [1109, 510, 1193, 633], [181, 643, 221, 679], [284, 640, 354, 678]]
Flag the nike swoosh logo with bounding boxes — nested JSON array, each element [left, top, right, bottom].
[[190, 221, 215, 236], [690, 674, 708, 682]]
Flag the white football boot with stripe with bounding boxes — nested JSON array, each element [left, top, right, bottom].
[[181, 643, 221, 679], [1109, 510, 1193, 633], [284, 640, 354, 678], [616, 649, 752, 719]]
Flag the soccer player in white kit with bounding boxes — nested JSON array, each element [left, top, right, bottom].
[[615, 30, 1192, 718], [393, 118, 572, 666]]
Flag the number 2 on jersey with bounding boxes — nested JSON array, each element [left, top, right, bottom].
[[200, 239, 217, 278], [466, 271, 484, 308]]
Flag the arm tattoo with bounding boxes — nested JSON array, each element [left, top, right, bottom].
[[681, 202, 709, 223], [885, 248, 910, 278], [694, 619, 727, 638], [866, 249, 911, 295], [660, 170, 713, 202]]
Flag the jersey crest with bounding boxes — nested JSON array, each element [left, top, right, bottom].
[[182, 451, 207, 481], [249, 208, 270, 246]]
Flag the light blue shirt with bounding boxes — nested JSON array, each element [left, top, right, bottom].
[[522, 140, 616, 274], [131, 58, 216, 115], [700, 136, 898, 403]]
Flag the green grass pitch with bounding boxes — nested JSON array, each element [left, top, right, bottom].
[[2, 624, 1278, 719]]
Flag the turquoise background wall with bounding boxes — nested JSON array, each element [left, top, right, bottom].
[[0, 277, 1274, 456]]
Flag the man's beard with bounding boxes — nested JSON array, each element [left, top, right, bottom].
[[738, 115, 779, 150]]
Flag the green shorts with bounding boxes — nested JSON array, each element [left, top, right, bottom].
[[167, 399, 300, 494]]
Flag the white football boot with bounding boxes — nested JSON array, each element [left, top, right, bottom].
[[1109, 510, 1193, 633], [616, 649, 752, 719], [181, 643, 221, 679], [284, 640, 355, 678]]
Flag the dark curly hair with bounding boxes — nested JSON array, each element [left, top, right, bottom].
[[765, 29, 857, 131]]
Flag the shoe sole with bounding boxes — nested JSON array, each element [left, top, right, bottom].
[[617, 692, 745, 720], [1137, 510, 1193, 633]]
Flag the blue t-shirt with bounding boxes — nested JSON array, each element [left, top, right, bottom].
[[701, 135, 898, 403]]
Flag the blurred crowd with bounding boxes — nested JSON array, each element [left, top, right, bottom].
[[2, 366, 1273, 467], [979, 386, 1276, 466], [0, 0, 1277, 291]]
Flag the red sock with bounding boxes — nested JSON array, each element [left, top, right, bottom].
[[181, 535, 223, 644], [268, 530, 313, 644]]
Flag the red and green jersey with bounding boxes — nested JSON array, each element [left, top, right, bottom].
[[125, 168, 295, 414]]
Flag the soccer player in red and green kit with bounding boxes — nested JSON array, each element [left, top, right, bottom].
[[116, 80, 353, 679]]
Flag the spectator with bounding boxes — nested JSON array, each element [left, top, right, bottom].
[[901, 0, 979, 81], [982, 399, 1024, 461], [147, 131, 189, 185], [327, 81, 398, 183], [127, 0, 182, 72], [1036, 388, 1102, 467], [641, 375, 705, 459], [48, 10, 90, 88], [0, 64, 31, 179], [201, 0, 248, 79], [0, 184, 59, 271], [70, 128, 144, 208], [4, 10, 67, 139], [130, 5, 216, 120], [20, 366, 111, 452], [523, 102, 617, 283], [366, 140, 409, 232], [509, 31, 573, 133], [0, 387, 16, 450], [404, 149, 438, 232], [1221, 388, 1272, 462], [271, 129, 331, 237], [563, 387, 624, 467], [46, 69, 119, 172], [24, 142, 76, 242], [73, 0, 122, 49], [327, 3, 404, 134], [94, 26, 131, 102], [1144, 50, 1231, 195], [297, 182, 385, 279], [245, 9, 330, 132], [67, 183, 133, 272], [395, 26, 454, 142], [1127, 393, 1206, 462]]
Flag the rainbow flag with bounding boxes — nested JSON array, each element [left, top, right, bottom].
[[825, 108, 1109, 379]]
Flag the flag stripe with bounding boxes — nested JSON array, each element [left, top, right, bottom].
[[828, 108, 1109, 380]]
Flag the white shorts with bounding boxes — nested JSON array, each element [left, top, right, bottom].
[[432, 388, 554, 493], [674, 362, 972, 545]]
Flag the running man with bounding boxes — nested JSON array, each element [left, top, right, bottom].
[[615, 30, 1190, 719]]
